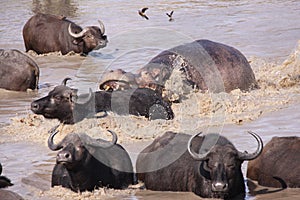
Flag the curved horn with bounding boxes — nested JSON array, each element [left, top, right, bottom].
[[48, 124, 63, 151], [98, 19, 105, 34], [61, 78, 72, 86], [187, 132, 210, 160], [238, 131, 263, 160], [68, 24, 89, 38], [84, 130, 118, 148], [76, 88, 93, 104]]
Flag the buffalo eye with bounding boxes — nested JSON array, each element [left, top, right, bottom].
[[54, 95, 62, 101], [75, 144, 84, 152], [65, 96, 70, 101], [207, 159, 215, 169], [86, 34, 93, 39], [227, 163, 236, 171]]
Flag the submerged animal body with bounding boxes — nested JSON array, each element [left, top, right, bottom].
[[138, 39, 258, 93], [31, 78, 174, 124], [23, 13, 107, 55], [48, 125, 134, 192], [136, 131, 263, 199], [99, 40, 257, 95], [247, 136, 300, 188], [0, 49, 39, 91]]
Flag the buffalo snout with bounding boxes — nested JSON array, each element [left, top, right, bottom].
[[31, 101, 40, 113], [57, 150, 72, 164], [94, 36, 108, 50], [212, 181, 229, 193]]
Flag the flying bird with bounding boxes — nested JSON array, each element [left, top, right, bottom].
[[138, 7, 149, 20], [166, 10, 174, 21]]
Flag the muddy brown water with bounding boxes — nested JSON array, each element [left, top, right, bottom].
[[1, 105, 300, 200], [0, 0, 300, 199]]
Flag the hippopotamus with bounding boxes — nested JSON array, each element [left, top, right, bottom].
[[99, 39, 258, 99], [0, 49, 39, 91], [99, 69, 138, 91]]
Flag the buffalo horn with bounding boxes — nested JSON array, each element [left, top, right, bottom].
[[98, 20, 105, 34], [61, 77, 72, 86], [76, 88, 93, 104], [238, 131, 263, 160], [187, 132, 210, 160], [84, 130, 118, 148], [68, 24, 89, 38], [48, 124, 63, 151]]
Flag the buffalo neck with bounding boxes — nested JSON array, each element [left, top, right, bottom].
[[94, 91, 112, 112]]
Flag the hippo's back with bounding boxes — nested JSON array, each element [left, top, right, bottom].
[[145, 39, 258, 93]]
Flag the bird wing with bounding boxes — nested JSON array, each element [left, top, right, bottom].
[[141, 7, 149, 13]]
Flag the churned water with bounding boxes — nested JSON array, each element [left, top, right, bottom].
[[0, 0, 299, 199]]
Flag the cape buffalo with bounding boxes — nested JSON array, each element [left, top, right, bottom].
[[247, 136, 300, 188], [136, 131, 263, 199], [48, 125, 134, 192], [0, 49, 39, 91], [31, 78, 174, 124], [23, 13, 107, 55], [99, 40, 258, 98]]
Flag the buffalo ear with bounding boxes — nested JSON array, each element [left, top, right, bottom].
[[62, 89, 78, 102], [199, 161, 211, 179], [71, 88, 78, 95], [72, 39, 79, 45], [70, 89, 78, 102], [72, 39, 82, 45], [203, 160, 210, 171]]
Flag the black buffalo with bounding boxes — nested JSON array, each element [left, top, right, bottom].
[[99, 40, 258, 99], [31, 78, 174, 124], [247, 136, 300, 188], [48, 125, 134, 192], [136, 131, 263, 199], [0, 49, 39, 91], [23, 13, 107, 55]]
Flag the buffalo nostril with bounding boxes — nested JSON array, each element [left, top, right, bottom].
[[64, 153, 70, 159], [222, 183, 228, 191], [57, 152, 72, 162], [31, 102, 39, 112], [212, 182, 228, 192]]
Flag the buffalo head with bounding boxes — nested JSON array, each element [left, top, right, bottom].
[[47, 124, 117, 170], [31, 78, 94, 124], [68, 20, 107, 53], [187, 131, 263, 198]]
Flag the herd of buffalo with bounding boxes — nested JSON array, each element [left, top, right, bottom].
[[0, 13, 299, 200]]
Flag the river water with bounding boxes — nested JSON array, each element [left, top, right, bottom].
[[0, 0, 300, 199]]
